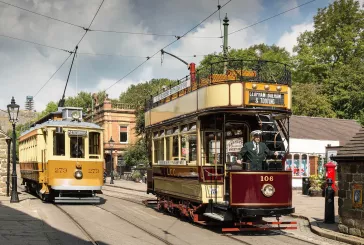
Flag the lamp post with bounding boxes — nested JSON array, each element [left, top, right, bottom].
[[5, 137, 11, 197], [109, 136, 115, 184], [7, 97, 20, 203]]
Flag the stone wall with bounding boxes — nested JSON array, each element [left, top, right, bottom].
[[0, 130, 10, 196], [337, 161, 364, 237]]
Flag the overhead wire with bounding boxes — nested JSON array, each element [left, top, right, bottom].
[[0, 0, 83, 29], [33, 53, 73, 98], [104, 0, 232, 92], [33, 0, 105, 98], [228, 0, 317, 36], [0, 33, 72, 53]]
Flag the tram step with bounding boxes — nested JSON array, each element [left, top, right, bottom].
[[203, 212, 225, 221]]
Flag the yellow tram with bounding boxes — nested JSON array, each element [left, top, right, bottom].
[[145, 59, 295, 231], [19, 107, 104, 203]]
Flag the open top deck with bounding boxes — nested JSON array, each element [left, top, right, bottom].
[[145, 59, 292, 128]]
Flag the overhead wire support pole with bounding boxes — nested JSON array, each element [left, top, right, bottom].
[[58, 46, 78, 107]]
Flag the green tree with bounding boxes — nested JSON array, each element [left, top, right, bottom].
[[294, 0, 364, 122], [119, 78, 175, 135], [123, 139, 149, 167], [65, 91, 107, 114], [292, 83, 336, 118], [38, 101, 58, 119]]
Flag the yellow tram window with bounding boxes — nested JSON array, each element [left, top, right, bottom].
[[53, 131, 65, 156], [70, 137, 85, 158], [89, 132, 100, 155]]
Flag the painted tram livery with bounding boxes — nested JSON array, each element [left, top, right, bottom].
[[19, 107, 104, 203], [144, 59, 296, 231]]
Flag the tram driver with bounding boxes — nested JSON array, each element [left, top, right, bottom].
[[237, 130, 278, 171]]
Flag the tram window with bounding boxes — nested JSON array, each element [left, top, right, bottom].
[[53, 131, 65, 156], [204, 132, 222, 164], [166, 137, 171, 160], [89, 132, 100, 155], [181, 135, 188, 160], [189, 135, 197, 162], [154, 139, 164, 163], [172, 136, 178, 159], [70, 137, 85, 158]]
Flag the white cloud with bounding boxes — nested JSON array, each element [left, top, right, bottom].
[[276, 22, 314, 54], [0, 0, 265, 113]]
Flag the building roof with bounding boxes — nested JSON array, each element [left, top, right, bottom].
[[335, 127, 364, 159], [20, 120, 102, 137], [289, 116, 361, 145]]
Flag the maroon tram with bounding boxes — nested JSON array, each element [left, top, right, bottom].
[[144, 59, 296, 231]]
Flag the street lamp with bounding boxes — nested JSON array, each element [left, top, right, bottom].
[[7, 97, 19, 203], [109, 136, 115, 184], [5, 137, 11, 197]]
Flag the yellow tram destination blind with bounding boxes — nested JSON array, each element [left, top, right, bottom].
[[249, 91, 284, 105]]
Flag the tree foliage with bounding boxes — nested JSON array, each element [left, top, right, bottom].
[[123, 139, 149, 167], [293, 0, 364, 123], [119, 78, 175, 135]]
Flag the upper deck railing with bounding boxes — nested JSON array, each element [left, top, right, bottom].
[[145, 59, 291, 111]]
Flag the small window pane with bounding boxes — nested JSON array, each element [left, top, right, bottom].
[[53, 131, 65, 156], [70, 137, 85, 158], [89, 132, 100, 155], [120, 126, 128, 143]]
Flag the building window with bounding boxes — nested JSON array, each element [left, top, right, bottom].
[[53, 131, 65, 156], [120, 126, 128, 143], [89, 132, 100, 155]]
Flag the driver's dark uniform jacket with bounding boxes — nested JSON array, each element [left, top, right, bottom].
[[238, 141, 274, 170]]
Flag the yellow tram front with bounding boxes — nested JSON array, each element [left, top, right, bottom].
[[19, 107, 104, 203], [144, 59, 295, 229]]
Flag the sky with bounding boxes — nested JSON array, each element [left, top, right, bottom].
[[0, 0, 361, 112]]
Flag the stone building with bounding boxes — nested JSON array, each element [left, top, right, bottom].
[[335, 127, 364, 238], [0, 129, 10, 196], [84, 95, 138, 175]]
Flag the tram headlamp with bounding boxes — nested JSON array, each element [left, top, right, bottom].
[[252, 83, 257, 89], [264, 85, 270, 90], [276, 86, 282, 91], [261, 184, 275, 197], [71, 111, 80, 120], [74, 170, 83, 179]]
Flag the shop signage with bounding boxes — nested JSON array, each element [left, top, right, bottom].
[[153, 80, 191, 103], [249, 91, 284, 105]]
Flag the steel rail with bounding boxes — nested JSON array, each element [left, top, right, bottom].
[[54, 204, 99, 245], [94, 205, 174, 245]]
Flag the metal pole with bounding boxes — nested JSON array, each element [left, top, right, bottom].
[[6, 138, 11, 197], [223, 14, 229, 74], [110, 149, 114, 184], [10, 123, 19, 203]]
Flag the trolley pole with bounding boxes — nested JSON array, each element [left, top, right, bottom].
[[223, 14, 229, 74]]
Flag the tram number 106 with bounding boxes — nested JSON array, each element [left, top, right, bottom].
[[260, 176, 274, 182]]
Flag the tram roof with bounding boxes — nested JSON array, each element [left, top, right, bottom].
[[20, 120, 102, 137]]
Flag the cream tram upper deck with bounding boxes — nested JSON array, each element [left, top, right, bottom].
[[145, 59, 291, 128]]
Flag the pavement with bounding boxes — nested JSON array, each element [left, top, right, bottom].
[[106, 178, 364, 245]]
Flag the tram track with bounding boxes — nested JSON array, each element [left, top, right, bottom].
[[102, 186, 150, 199], [94, 204, 174, 245], [103, 183, 146, 193], [54, 204, 99, 245]]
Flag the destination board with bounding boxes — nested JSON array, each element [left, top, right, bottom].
[[68, 130, 87, 136], [249, 91, 284, 105]]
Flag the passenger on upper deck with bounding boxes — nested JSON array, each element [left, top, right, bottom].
[[237, 130, 278, 171]]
